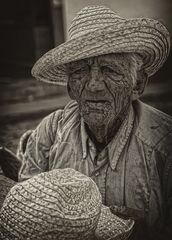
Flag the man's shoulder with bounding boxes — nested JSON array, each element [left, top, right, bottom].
[[133, 100, 172, 153], [49, 100, 78, 121], [50, 100, 79, 127], [37, 100, 78, 132], [63, 100, 79, 114]]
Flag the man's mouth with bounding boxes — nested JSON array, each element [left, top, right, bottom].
[[86, 100, 108, 103], [83, 100, 112, 114]]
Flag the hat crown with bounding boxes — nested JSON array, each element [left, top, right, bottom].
[[0, 168, 102, 239], [69, 5, 124, 39]]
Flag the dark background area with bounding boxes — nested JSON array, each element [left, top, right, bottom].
[[0, 0, 54, 77], [0, 0, 67, 151]]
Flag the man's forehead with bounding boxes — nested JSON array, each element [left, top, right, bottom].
[[94, 53, 132, 65], [68, 53, 132, 67]]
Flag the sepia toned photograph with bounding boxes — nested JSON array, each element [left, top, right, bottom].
[[0, 0, 172, 239]]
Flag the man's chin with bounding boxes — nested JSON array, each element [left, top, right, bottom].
[[82, 112, 108, 127]]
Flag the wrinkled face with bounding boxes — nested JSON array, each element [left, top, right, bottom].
[[67, 53, 135, 127]]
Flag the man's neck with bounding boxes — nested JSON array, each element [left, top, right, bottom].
[[85, 104, 130, 152]]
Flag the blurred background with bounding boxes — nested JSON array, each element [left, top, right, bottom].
[[0, 0, 172, 152]]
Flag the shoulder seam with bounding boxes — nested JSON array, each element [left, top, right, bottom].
[[136, 129, 172, 156]]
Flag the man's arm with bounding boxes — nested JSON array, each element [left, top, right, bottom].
[[17, 110, 63, 181], [0, 147, 21, 181]]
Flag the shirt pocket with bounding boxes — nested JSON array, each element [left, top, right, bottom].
[[49, 141, 76, 170]]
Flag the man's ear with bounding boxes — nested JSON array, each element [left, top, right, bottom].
[[132, 70, 148, 100], [67, 82, 75, 100]]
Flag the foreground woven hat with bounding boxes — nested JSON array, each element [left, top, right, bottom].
[[32, 5, 170, 85], [0, 168, 134, 240]]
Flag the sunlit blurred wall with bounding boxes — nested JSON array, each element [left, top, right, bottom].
[[62, 0, 172, 40]]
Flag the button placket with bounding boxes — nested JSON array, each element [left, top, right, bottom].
[[91, 151, 108, 204], [98, 166, 108, 204]]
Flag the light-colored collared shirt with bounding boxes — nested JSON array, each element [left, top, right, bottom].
[[18, 100, 172, 226]]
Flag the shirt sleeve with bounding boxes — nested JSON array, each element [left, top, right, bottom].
[[17, 110, 63, 181]]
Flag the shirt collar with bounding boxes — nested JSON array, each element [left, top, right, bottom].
[[107, 106, 134, 170], [80, 106, 134, 170], [81, 117, 89, 159]]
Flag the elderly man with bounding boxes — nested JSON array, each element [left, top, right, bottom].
[[16, 5, 172, 239]]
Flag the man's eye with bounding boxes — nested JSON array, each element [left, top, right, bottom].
[[71, 66, 89, 76], [101, 66, 118, 73], [101, 66, 122, 76], [101, 66, 124, 82], [72, 69, 82, 75]]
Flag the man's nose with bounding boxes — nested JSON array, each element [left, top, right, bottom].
[[86, 67, 105, 92]]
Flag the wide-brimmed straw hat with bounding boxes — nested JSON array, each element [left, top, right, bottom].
[[0, 168, 134, 240], [31, 5, 170, 85]]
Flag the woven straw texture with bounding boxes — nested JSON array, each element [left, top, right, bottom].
[[95, 206, 134, 240], [0, 168, 101, 239], [32, 5, 170, 85], [0, 168, 134, 240]]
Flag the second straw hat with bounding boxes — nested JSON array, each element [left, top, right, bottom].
[[0, 168, 134, 240]]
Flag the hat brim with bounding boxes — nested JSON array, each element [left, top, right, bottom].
[[32, 18, 170, 85], [0, 205, 134, 240], [96, 205, 134, 240]]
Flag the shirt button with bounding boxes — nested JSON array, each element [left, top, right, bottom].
[[95, 171, 99, 176], [83, 152, 87, 159]]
